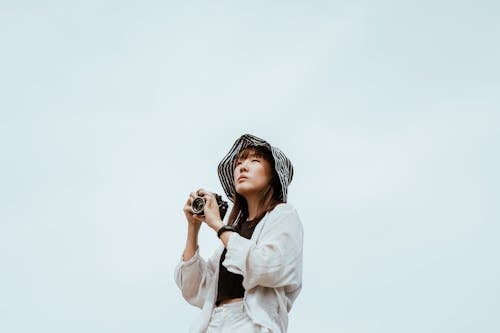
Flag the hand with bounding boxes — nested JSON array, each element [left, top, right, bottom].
[[196, 188, 224, 232], [183, 191, 204, 228]]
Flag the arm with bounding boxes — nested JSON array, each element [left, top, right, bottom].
[[174, 191, 220, 308], [174, 244, 221, 308]]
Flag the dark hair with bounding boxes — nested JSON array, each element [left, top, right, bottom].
[[227, 146, 283, 227]]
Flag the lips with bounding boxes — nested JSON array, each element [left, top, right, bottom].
[[237, 175, 248, 182]]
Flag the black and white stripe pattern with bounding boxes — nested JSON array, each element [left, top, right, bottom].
[[217, 134, 294, 202]]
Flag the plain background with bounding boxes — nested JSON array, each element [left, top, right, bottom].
[[1, 1, 499, 332]]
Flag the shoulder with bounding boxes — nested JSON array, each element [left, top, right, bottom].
[[270, 202, 299, 217], [263, 203, 303, 246], [267, 203, 302, 227]]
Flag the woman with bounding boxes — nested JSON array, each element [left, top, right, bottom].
[[175, 134, 303, 333]]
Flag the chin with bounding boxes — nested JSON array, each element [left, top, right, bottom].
[[235, 185, 252, 197]]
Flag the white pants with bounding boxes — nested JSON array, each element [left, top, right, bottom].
[[206, 301, 265, 333]]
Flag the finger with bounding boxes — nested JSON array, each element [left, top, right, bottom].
[[204, 194, 215, 206], [197, 188, 209, 197], [184, 194, 196, 208], [186, 192, 198, 206], [192, 214, 204, 223], [183, 204, 193, 214]]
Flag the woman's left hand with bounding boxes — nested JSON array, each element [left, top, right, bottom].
[[196, 189, 225, 232]]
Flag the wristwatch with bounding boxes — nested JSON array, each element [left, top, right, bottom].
[[217, 225, 235, 238]]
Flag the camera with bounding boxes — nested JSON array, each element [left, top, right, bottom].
[[191, 193, 229, 220]]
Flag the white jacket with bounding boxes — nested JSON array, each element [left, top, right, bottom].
[[174, 203, 303, 333]]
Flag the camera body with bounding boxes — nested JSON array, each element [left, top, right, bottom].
[[191, 193, 229, 220]]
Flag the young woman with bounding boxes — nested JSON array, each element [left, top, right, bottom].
[[175, 134, 303, 333]]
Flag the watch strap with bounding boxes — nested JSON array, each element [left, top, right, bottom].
[[217, 225, 235, 238]]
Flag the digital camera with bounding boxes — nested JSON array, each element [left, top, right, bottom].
[[191, 193, 229, 220]]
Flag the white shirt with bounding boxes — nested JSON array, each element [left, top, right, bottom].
[[174, 203, 304, 333]]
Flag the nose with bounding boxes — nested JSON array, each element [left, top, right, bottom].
[[238, 159, 249, 172]]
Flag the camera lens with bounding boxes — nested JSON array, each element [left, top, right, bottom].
[[191, 197, 205, 215]]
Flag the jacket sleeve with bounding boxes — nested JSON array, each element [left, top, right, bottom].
[[174, 247, 221, 308], [222, 204, 303, 291]]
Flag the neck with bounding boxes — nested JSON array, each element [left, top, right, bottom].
[[245, 194, 261, 220]]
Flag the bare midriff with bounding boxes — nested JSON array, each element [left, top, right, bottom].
[[217, 297, 244, 306]]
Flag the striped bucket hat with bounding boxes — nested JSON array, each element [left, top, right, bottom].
[[217, 134, 294, 202]]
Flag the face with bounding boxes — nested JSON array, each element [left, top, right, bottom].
[[233, 150, 273, 199]]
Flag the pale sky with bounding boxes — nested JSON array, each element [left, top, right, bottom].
[[1, 1, 499, 332]]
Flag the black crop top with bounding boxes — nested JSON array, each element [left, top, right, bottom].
[[216, 218, 259, 305]]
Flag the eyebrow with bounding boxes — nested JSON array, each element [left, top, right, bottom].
[[237, 152, 263, 160]]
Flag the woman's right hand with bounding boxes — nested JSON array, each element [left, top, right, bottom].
[[183, 191, 203, 228]]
